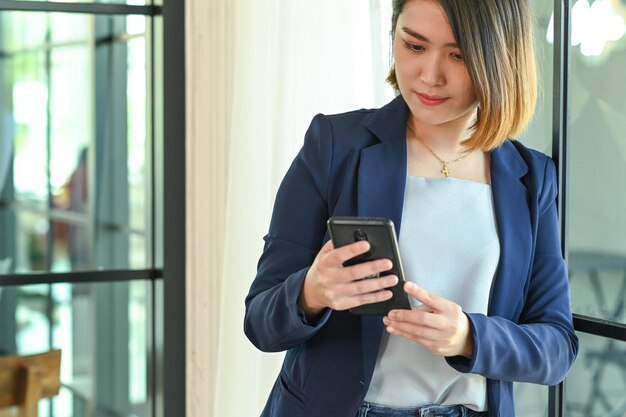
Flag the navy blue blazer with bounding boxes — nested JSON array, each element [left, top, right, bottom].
[[244, 95, 578, 417]]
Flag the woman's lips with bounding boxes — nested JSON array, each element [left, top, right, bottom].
[[416, 93, 448, 106]]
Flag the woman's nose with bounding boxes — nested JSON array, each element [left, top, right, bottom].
[[419, 55, 445, 87]]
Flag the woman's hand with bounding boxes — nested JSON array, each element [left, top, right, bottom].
[[299, 240, 398, 319], [383, 281, 473, 358]]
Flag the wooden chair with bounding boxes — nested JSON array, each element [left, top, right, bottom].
[[0, 350, 61, 417]]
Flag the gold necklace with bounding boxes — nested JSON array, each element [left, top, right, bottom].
[[406, 124, 470, 178]]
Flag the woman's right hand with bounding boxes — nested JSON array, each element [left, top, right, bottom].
[[299, 239, 398, 319]]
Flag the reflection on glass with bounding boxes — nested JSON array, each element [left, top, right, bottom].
[[0, 11, 152, 273], [568, 0, 626, 324], [129, 234, 147, 269], [52, 221, 89, 272], [15, 284, 51, 354], [50, 12, 91, 45], [11, 52, 49, 205], [0, 281, 151, 417], [128, 35, 148, 233], [547, 0, 626, 59], [15, 212, 50, 272], [0, 12, 47, 52], [50, 46, 91, 200], [566, 333, 626, 416]]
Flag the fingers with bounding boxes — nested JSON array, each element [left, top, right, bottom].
[[385, 308, 444, 331], [319, 239, 335, 253], [343, 258, 393, 281], [403, 281, 447, 312], [321, 274, 399, 309], [307, 240, 399, 312], [383, 285, 472, 357], [328, 240, 370, 264], [332, 288, 395, 311], [383, 319, 439, 344], [349, 274, 398, 295], [320, 240, 393, 284]]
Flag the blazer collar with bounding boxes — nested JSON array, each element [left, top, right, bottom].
[[365, 94, 530, 179], [357, 95, 409, 232], [364, 94, 410, 143], [490, 140, 528, 180]]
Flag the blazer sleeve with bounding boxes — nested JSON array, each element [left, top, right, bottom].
[[243, 114, 334, 353], [447, 159, 579, 385]]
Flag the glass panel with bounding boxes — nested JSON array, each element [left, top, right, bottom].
[[566, 332, 626, 416], [52, 220, 90, 272], [515, 383, 549, 417], [568, 0, 626, 324], [0, 12, 48, 52], [10, 51, 49, 207], [128, 35, 148, 233], [0, 280, 152, 417], [517, 0, 554, 154], [129, 234, 147, 269], [50, 13, 91, 45], [15, 212, 50, 272], [50, 46, 91, 205], [0, 11, 153, 273]]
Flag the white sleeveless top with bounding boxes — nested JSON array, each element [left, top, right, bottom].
[[364, 177, 500, 411]]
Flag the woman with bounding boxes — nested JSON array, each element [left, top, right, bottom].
[[244, 0, 579, 416]]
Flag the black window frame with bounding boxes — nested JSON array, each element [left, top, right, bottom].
[[551, 0, 626, 416], [0, 1, 185, 417]]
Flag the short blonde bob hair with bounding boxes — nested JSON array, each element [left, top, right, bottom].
[[388, 0, 538, 151]]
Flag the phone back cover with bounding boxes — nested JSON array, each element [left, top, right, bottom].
[[327, 217, 411, 315]]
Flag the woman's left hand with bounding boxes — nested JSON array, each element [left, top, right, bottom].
[[383, 281, 473, 358]]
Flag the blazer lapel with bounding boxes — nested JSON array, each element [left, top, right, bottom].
[[489, 141, 533, 319], [358, 95, 409, 232], [357, 140, 407, 229], [358, 96, 409, 380]]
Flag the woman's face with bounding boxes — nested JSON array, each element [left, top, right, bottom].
[[393, 0, 478, 131]]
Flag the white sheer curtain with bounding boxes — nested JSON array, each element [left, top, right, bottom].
[[186, 1, 394, 416]]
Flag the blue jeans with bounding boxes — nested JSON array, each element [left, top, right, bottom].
[[356, 402, 487, 417]]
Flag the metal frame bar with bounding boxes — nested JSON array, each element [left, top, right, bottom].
[[552, 0, 571, 262], [162, 0, 186, 415], [0, 0, 160, 15], [550, 0, 571, 416], [0, 269, 161, 286], [574, 314, 626, 342]]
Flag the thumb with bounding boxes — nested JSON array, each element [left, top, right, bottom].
[[320, 239, 335, 253]]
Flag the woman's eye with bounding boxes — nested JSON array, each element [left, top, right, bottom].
[[451, 52, 464, 61], [403, 41, 424, 52]]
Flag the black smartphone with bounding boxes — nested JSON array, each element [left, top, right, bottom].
[[327, 216, 411, 315]]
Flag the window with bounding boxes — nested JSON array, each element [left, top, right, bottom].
[[0, 1, 177, 416], [515, 1, 626, 416]]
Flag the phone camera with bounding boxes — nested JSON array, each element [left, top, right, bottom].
[[353, 229, 368, 242]]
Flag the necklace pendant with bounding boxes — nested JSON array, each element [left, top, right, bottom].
[[441, 163, 451, 177]]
